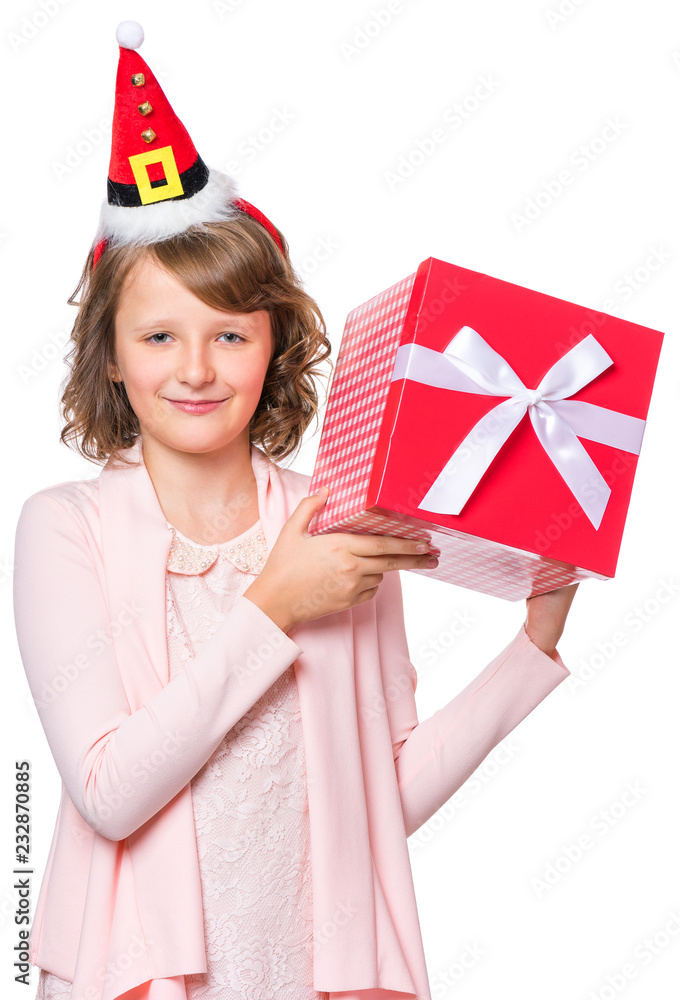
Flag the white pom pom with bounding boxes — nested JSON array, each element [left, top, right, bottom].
[[116, 20, 144, 50]]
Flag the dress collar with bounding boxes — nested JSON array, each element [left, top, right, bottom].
[[100, 436, 271, 577], [166, 519, 267, 575]]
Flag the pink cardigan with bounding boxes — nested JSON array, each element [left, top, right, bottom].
[[13, 437, 570, 1000]]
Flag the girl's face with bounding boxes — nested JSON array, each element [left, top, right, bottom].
[[112, 255, 274, 458]]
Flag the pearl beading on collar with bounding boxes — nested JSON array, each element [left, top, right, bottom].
[[166, 522, 268, 575]]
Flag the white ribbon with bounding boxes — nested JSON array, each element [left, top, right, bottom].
[[390, 326, 646, 529]]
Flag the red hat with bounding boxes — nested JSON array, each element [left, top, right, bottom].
[[92, 20, 284, 268]]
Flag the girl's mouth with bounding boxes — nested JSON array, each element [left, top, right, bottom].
[[165, 398, 229, 414]]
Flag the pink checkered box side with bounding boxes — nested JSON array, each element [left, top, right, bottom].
[[309, 271, 417, 530]]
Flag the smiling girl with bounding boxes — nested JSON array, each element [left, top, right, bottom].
[[13, 21, 577, 1000], [109, 251, 276, 549]]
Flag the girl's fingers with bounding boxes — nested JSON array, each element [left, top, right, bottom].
[[345, 533, 435, 557], [362, 553, 438, 571]]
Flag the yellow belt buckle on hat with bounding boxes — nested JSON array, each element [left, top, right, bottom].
[[129, 146, 184, 205]]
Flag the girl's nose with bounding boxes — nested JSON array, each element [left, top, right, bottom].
[[175, 348, 216, 385]]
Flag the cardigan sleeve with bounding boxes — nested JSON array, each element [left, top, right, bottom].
[[12, 491, 302, 843], [373, 570, 570, 838]]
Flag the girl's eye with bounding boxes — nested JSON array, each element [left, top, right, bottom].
[[144, 332, 244, 344]]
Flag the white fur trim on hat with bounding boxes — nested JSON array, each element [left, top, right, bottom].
[[93, 168, 242, 247]]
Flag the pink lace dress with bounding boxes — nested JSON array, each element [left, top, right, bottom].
[[36, 518, 327, 1000]]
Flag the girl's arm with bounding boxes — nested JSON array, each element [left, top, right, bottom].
[[13, 492, 302, 843], [373, 570, 570, 839]]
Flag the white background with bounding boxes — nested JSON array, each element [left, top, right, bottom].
[[1, 0, 679, 997]]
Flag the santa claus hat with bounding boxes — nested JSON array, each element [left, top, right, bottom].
[[92, 20, 285, 268]]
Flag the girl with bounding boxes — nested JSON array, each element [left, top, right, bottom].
[[13, 21, 577, 1000]]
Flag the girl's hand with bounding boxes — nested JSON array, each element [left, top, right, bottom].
[[243, 488, 438, 632], [524, 582, 580, 657]]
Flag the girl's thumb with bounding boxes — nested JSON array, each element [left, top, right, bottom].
[[313, 485, 330, 499], [297, 486, 329, 525]]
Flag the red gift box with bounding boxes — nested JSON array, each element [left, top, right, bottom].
[[307, 257, 664, 601]]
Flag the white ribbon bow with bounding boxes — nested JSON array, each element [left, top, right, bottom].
[[390, 326, 646, 529]]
